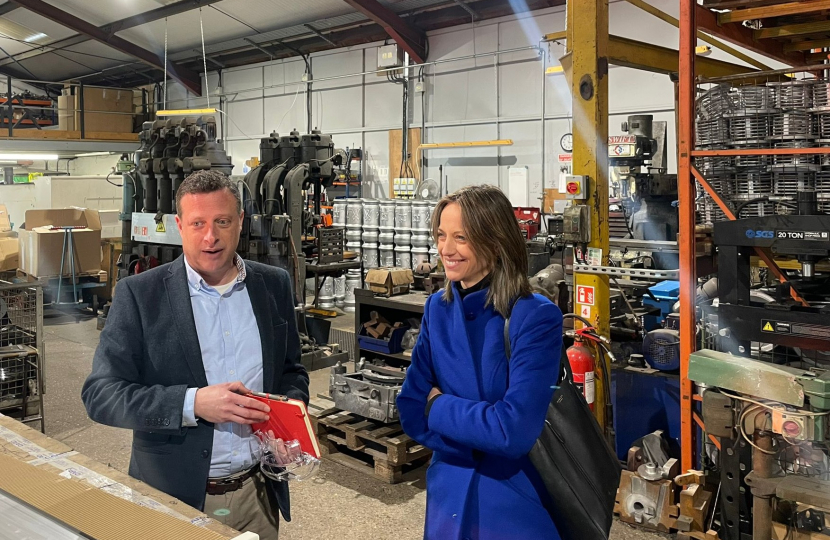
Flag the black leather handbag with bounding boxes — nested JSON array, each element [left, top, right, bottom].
[[504, 315, 621, 540]]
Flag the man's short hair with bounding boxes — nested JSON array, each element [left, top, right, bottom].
[[175, 170, 242, 216]]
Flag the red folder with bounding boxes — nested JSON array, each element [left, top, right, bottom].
[[248, 392, 321, 459]]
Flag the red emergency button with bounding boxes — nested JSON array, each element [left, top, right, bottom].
[[567, 181, 580, 195]]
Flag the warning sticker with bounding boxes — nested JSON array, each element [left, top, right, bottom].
[[762, 320, 830, 341], [155, 221, 166, 233]]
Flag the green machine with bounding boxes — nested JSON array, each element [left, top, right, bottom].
[[690, 349, 830, 540]]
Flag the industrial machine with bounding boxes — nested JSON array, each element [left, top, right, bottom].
[[240, 129, 341, 295], [608, 115, 679, 269], [119, 116, 233, 276]]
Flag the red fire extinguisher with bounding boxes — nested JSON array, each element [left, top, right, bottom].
[[567, 337, 596, 411]]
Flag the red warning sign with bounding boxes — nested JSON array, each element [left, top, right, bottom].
[[576, 285, 595, 306]]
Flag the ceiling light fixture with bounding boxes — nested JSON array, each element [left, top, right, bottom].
[[157, 108, 217, 116], [74, 152, 114, 158], [0, 154, 59, 161]]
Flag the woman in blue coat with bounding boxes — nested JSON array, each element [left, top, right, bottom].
[[398, 185, 564, 540]]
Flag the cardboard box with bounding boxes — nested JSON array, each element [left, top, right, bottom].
[[365, 267, 414, 297], [0, 204, 19, 271], [0, 414, 242, 540], [58, 86, 133, 133], [19, 208, 102, 278]]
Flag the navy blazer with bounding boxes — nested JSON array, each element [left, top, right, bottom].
[[82, 256, 309, 520]]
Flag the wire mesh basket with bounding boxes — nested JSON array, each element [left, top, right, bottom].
[[0, 281, 43, 430]]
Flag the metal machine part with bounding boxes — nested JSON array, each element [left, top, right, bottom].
[[329, 361, 402, 423], [563, 204, 591, 243], [642, 329, 680, 371]]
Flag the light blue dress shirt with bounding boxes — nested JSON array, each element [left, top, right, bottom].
[[181, 256, 264, 478]]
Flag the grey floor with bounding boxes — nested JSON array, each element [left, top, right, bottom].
[[39, 312, 669, 540]]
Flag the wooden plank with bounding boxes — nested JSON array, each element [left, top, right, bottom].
[[755, 20, 830, 39], [785, 38, 830, 52], [0, 130, 138, 141], [388, 128, 421, 198], [719, 0, 830, 23]]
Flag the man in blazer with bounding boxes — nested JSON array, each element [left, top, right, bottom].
[[82, 170, 308, 540]]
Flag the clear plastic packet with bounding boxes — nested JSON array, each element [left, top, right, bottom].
[[255, 430, 320, 482]]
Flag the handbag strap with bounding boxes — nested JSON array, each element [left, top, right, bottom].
[[503, 301, 570, 384]]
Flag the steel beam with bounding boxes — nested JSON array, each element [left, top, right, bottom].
[[695, 3, 805, 66], [607, 35, 758, 78], [0, 0, 220, 70], [567, 0, 610, 429], [719, 0, 830, 24], [304, 24, 338, 47], [451, 0, 479, 19], [624, 0, 771, 71], [342, 0, 426, 63], [678, 0, 697, 475], [0, 2, 18, 16], [10, 0, 203, 94], [756, 20, 830, 39]]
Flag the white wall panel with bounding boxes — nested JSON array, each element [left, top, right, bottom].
[[224, 67, 263, 101], [315, 86, 363, 132], [226, 99, 264, 138], [429, 24, 498, 73], [424, 124, 499, 193], [364, 81, 403, 128], [264, 60, 307, 97], [499, 121, 543, 206], [264, 90, 308, 133], [311, 49, 363, 90], [431, 67, 497, 122], [608, 67, 675, 113], [499, 61, 542, 119]]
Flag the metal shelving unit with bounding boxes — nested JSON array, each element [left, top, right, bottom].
[[677, 0, 829, 472]]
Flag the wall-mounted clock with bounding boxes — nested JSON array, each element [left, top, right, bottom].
[[560, 133, 573, 152]]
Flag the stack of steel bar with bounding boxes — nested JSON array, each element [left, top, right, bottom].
[[694, 79, 830, 222]]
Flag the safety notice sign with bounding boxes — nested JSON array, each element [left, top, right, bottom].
[[576, 285, 595, 306]]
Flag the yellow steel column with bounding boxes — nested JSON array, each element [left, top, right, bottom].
[[567, 0, 610, 427]]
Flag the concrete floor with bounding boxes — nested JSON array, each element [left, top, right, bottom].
[[39, 312, 669, 540]]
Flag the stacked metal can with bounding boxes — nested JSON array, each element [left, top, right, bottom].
[[394, 199, 412, 269], [343, 268, 362, 313], [345, 198, 363, 258], [411, 200, 432, 271], [318, 277, 335, 309], [361, 199, 380, 270], [378, 199, 396, 267]]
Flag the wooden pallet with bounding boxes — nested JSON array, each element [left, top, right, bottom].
[[311, 407, 431, 483]]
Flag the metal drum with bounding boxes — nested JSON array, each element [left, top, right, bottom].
[[362, 229, 379, 244], [346, 241, 362, 257], [333, 199, 347, 227], [411, 200, 431, 232], [394, 246, 411, 269], [411, 247, 430, 271], [334, 276, 346, 308], [362, 199, 380, 228], [345, 229, 362, 243], [346, 198, 363, 228], [379, 231, 395, 245], [379, 200, 396, 230], [379, 244, 395, 267], [411, 233, 430, 248], [429, 246, 438, 264], [343, 269, 362, 313], [319, 277, 335, 309], [362, 243, 379, 268], [394, 231, 411, 249], [395, 199, 412, 230]]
